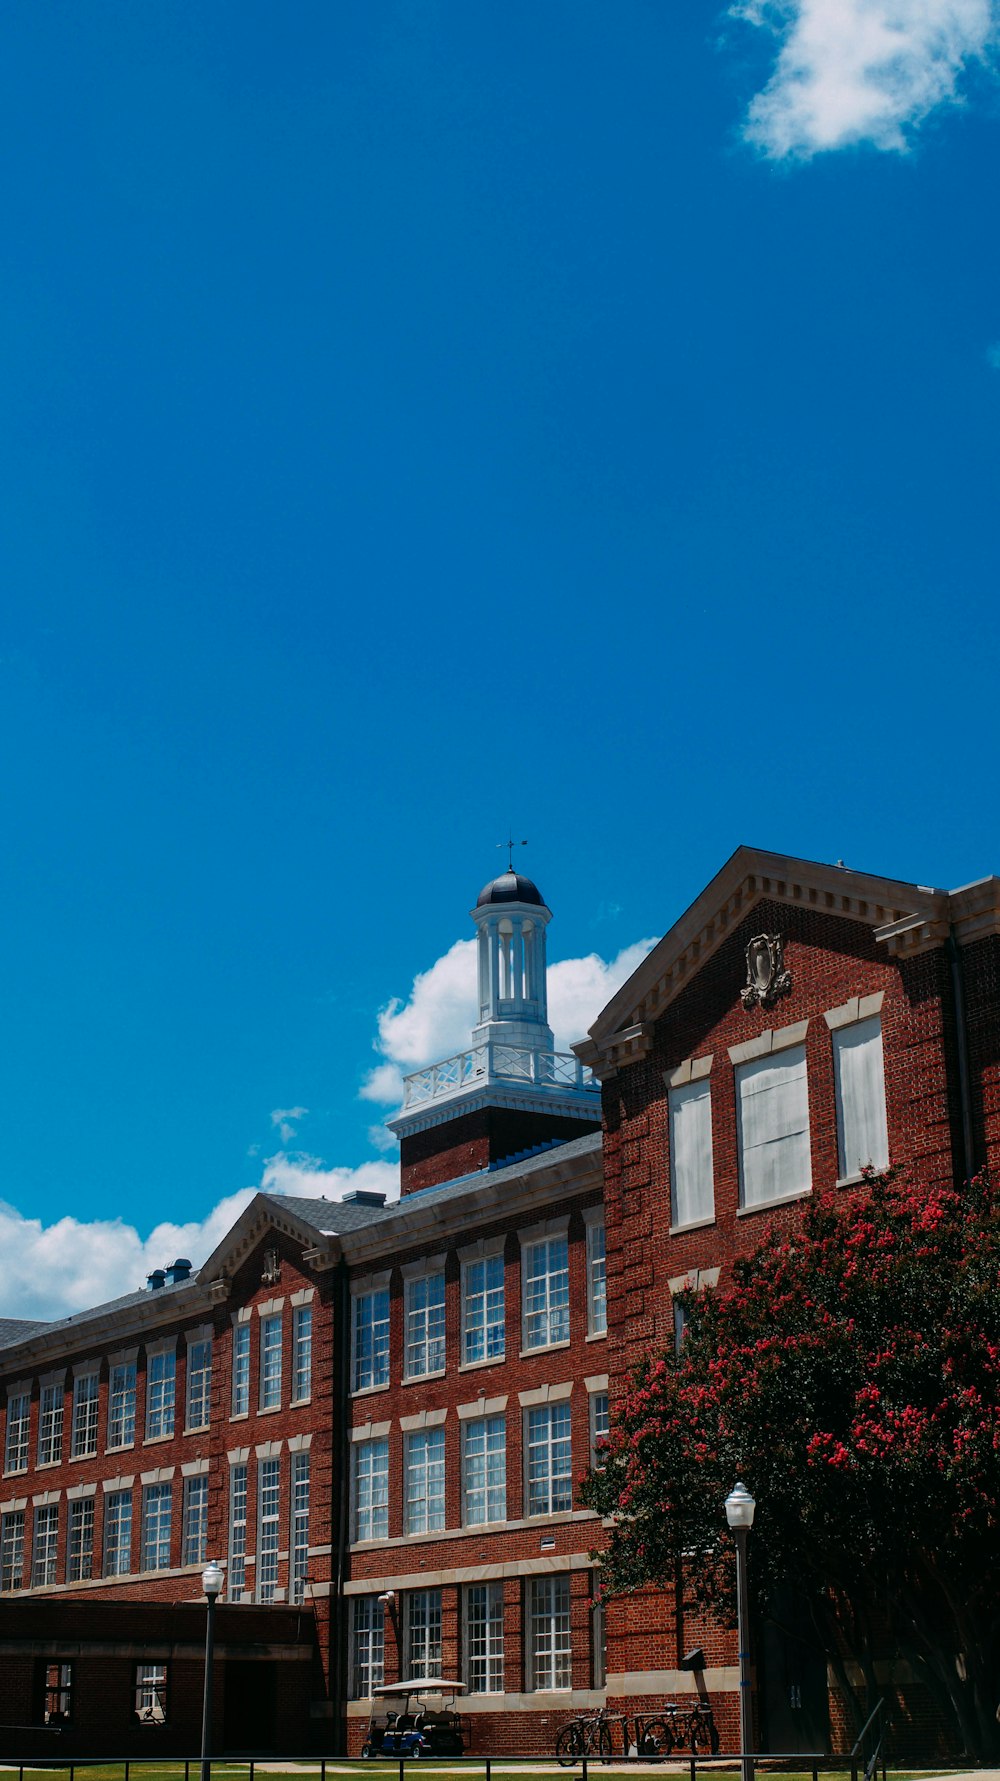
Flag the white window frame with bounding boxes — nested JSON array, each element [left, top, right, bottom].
[[259, 1313, 283, 1412], [464, 1580, 505, 1693], [406, 1587, 443, 1678], [134, 1661, 168, 1723], [521, 1228, 570, 1352], [4, 1390, 30, 1475], [145, 1348, 176, 1441], [103, 1489, 133, 1577], [524, 1401, 573, 1517], [108, 1360, 137, 1450], [0, 1507, 25, 1590], [352, 1437, 390, 1543], [734, 1038, 812, 1211], [256, 1454, 281, 1601], [667, 1065, 716, 1230], [182, 1474, 208, 1567], [141, 1481, 172, 1572], [227, 1461, 248, 1601], [529, 1573, 572, 1690], [31, 1502, 59, 1587], [290, 1449, 310, 1602], [68, 1497, 94, 1582], [460, 1246, 506, 1367], [351, 1595, 384, 1698], [462, 1414, 506, 1527], [292, 1304, 313, 1404], [588, 1388, 609, 1466], [351, 1280, 391, 1394], [71, 1370, 100, 1459], [231, 1321, 251, 1418], [584, 1212, 607, 1337], [38, 1381, 64, 1467], [185, 1336, 212, 1431], [405, 1427, 446, 1535], [403, 1262, 446, 1380]]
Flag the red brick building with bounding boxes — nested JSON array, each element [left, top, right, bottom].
[[1, 850, 997, 1756]]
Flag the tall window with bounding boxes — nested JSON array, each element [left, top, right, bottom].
[[352, 1288, 390, 1392], [292, 1305, 313, 1403], [145, 1350, 176, 1440], [405, 1428, 446, 1534], [228, 1463, 248, 1601], [523, 1237, 570, 1349], [68, 1498, 94, 1582], [833, 1016, 889, 1177], [590, 1391, 610, 1465], [530, 1574, 572, 1689], [38, 1383, 64, 1466], [405, 1272, 446, 1378], [465, 1582, 504, 1692], [108, 1361, 137, 1449], [586, 1219, 607, 1335], [462, 1253, 505, 1365], [351, 1595, 384, 1698], [669, 1079, 716, 1227], [260, 1314, 282, 1411], [463, 1415, 506, 1526], [186, 1339, 212, 1430], [353, 1438, 389, 1543], [182, 1475, 209, 1567], [736, 1045, 812, 1210], [406, 1588, 442, 1678], [0, 1508, 25, 1590], [40, 1661, 73, 1724], [134, 1662, 168, 1724], [103, 1490, 133, 1577], [257, 1455, 281, 1600], [4, 1391, 30, 1474], [232, 1323, 251, 1417], [526, 1402, 573, 1516], [290, 1450, 311, 1601], [71, 1372, 99, 1459], [141, 1482, 172, 1571], [31, 1504, 59, 1587]]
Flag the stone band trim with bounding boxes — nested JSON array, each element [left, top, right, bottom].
[[728, 1020, 809, 1066], [824, 991, 885, 1030], [664, 1053, 714, 1090]]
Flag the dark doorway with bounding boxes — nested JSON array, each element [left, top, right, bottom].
[[223, 1660, 277, 1753], [758, 1590, 830, 1756]]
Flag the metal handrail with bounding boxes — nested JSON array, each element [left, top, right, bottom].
[[849, 1695, 888, 1781]]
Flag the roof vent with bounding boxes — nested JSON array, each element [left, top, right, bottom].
[[146, 1269, 166, 1292], [164, 1258, 192, 1286], [340, 1189, 387, 1207]]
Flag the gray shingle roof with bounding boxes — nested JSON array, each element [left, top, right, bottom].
[[0, 1316, 51, 1351], [0, 1281, 191, 1359]]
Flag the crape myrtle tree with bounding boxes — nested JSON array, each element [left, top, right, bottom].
[[581, 1167, 1000, 1759]]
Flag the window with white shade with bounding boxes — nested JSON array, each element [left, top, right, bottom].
[[669, 1080, 715, 1227], [833, 1015, 889, 1178], [736, 1045, 812, 1209], [465, 1581, 504, 1692]]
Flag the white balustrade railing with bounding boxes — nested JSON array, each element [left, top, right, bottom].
[[401, 1042, 598, 1108]]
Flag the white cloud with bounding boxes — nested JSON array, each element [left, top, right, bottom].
[[733, 0, 998, 158], [360, 933, 656, 1104], [0, 1152, 400, 1324], [270, 1105, 309, 1143]]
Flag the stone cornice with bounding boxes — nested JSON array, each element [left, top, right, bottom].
[[387, 1080, 600, 1141], [0, 1280, 211, 1374]]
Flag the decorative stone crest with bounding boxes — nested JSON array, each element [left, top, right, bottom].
[[741, 934, 792, 1010], [261, 1247, 281, 1286]]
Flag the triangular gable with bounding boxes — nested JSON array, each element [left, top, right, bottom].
[[576, 846, 952, 1077], [198, 1193, 338, 1285]]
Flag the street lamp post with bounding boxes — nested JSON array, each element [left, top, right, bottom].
[[725, 1483, 756, 1781], [200, 1560, 224, 1781]]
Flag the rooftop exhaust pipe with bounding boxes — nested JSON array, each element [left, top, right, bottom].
[[146, 1269, 166, 1292]]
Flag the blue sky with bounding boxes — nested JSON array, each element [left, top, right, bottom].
[[2, 1, 999, 1317]]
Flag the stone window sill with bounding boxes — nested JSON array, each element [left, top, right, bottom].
[[519, 1338, 571, 1361], [458, 1354, 506, 1374], [737, 1187, 812, 1217], [402, 1368, 446, 1387], [669, 1215, 717, 1236]]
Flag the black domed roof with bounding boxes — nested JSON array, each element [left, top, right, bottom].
[[476, 871, 545, 908]]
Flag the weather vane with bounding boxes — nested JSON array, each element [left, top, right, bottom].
[[498, 832, 528, 871]]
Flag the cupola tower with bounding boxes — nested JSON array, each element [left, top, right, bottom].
[[387, 866, 601, 1194]]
